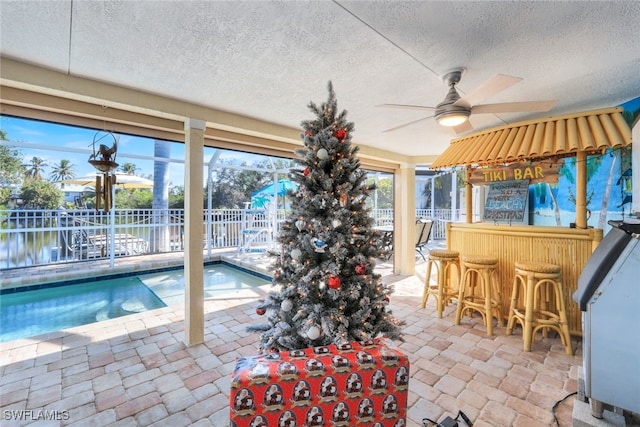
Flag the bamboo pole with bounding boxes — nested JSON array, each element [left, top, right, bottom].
[[466, 168, 472, 223], [575, 151, 587, 228]]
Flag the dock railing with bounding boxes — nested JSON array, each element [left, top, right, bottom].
[[0, 207, 450, 269]]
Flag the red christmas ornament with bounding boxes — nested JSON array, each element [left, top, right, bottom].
[[304, 168, 310, 176], [256, 307, 266, 315], [384, 296, 390, 303], [328, 276, 341, 289], [335, 129, 346, 141], [305, 130, 312, 136], [355, 263, 366, 275]]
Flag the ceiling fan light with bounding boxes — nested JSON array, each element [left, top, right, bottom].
[[436, 111, 469, 127]]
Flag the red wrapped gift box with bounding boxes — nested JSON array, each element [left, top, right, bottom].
[[229, 338, 409, 427]]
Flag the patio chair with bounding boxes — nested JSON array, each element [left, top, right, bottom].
[[415, 219, 433, 261]]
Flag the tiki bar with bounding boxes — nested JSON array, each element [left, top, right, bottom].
[[429, 106, 632, 338]]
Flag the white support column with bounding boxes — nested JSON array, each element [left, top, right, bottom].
[[184, 118, 205, 346], [393, 163, 417, 275]]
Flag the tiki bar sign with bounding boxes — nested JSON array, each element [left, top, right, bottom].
[[469, 161, 560, 185]]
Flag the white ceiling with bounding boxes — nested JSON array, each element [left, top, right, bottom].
[[1, 0, 639, 160]]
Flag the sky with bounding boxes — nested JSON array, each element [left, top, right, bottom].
[[0, 115, 283, 189], [3, 96, 636, 192]]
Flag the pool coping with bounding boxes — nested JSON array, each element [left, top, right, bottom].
[[0, 250, 275, 292], [1, 259, 272, 295]]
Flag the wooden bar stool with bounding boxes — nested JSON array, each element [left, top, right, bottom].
[[455, 255, 503, 336], [422, 249, 460, 318], [506, 261, 573, 355]]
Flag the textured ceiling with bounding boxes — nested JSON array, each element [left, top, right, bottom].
[[1, 0, 639, 161]]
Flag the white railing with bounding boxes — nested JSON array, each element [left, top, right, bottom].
[[0, 207, 451, 269], [417, 208, 453, 240]]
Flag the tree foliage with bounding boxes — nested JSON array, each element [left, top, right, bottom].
[[24, 156, 47, 181], [1, 131, 26, 206], [20, 180, 63, 209], [0, 144, 25, 186], [115, 188, 153, 209], [367, 176, 392, 209], [49, 159, 76, 184], [120, 162, 139, 175], [208, 159, 280, 208]]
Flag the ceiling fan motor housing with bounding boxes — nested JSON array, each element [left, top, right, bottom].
[[435, 68, 470, 122], [435, 85, 471, 120]]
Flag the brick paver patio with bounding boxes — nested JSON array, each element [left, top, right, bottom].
[[0, 253, 581, 426]]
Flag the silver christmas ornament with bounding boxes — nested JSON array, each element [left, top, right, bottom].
[[281, 299, 293, 312], [306, 325, 321, 340], [317, 148, 329, 160]]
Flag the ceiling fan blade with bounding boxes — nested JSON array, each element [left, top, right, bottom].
[[455, 74, 522, 108], [376, 103, 435, 112], [382, 115, 433, 132], [453, 120, 473, 134], [471, 100, 557, 114]]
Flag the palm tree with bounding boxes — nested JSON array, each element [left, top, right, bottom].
[[24, 156, 47, 181], [50, 159, 76, 188], [559, 156, 602, 225], [150, 140, 170, 252], [597, 150, 617, 229], [120, 162, 138, 175]]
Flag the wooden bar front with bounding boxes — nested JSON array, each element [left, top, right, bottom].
[[446, 222, 602, 336]]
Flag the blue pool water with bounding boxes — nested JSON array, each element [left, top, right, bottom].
[[0, 263, 270, 343], [138, 264, 270, 306]]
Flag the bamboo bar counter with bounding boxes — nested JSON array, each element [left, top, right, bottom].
[[446, 222, 602, 336], [431, 107, 631, 337]]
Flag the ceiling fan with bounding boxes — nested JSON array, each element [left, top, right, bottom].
[[378, 68, 557, 134]]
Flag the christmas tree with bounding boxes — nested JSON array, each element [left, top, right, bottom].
[[249, 82, 404, 352]]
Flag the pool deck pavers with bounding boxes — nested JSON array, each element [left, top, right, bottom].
[[0, 251, 582, 426]]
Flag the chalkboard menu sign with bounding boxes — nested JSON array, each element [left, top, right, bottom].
[[483, 180, 529, 223]]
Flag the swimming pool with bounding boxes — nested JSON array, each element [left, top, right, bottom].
[[138, 263, 270, 306], [0, 262, 270, 343]]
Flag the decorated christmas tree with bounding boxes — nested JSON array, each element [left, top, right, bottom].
[[249, 82, 404, 352]]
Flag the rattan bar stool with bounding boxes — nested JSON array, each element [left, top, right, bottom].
[[455, 255, 503, 336], [422, 249, 460, 318], [506, 261, 573, 355]]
